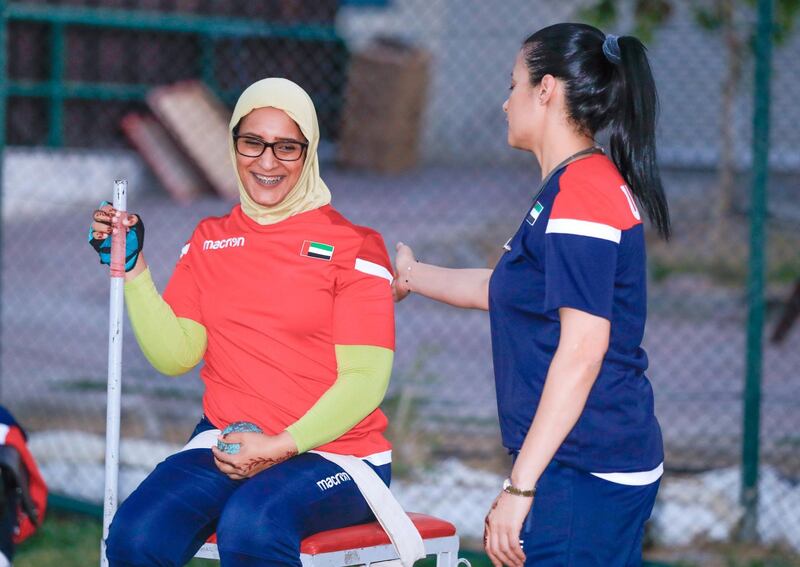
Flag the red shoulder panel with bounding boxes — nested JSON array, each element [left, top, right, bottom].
[[551, 156, 641, 230], [322, 208, 392, 273], [355, 230, 392, 272]]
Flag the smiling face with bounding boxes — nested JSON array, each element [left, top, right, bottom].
[[234, 107, 307, 207]]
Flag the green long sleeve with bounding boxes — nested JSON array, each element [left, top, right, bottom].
[[286, 345, 393, 453], [124, 268, 207, 376]]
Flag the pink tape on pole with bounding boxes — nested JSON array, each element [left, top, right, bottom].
[[109, 212, 128, 278]]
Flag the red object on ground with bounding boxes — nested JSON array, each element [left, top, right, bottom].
[[0, 423, 47, 544], [205, 513, 456, 554]]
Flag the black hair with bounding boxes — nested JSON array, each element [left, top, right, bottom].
[[522, 23, 671, 239]]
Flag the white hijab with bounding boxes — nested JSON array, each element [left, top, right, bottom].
[[229, 78, 331, 225]]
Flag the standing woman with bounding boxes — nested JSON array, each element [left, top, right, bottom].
[[394, 23, 670, 567]]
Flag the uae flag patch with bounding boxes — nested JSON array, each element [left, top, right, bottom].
[[301, 240, 334, 261], [526, 201, 544, 225]]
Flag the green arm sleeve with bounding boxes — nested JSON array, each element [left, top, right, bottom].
[[286, 344, 393, 453], [124, 268, 207, 376]]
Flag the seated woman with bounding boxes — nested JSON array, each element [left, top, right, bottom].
[[89, 78, 396, 567]]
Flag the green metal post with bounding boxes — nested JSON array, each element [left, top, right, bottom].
[[741, 0, 773, 543], [48, 22, 65, 146], [0, 0, 7, 402]]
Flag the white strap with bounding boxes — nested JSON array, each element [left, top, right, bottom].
[[180, 429, 221, 452], [312, 451, 425, 567], [179, 433, 425, 566]]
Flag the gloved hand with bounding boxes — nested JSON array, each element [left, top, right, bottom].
[[88, 201, 144, 272]]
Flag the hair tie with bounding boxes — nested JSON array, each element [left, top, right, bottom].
[[602, 34, 622, 65]]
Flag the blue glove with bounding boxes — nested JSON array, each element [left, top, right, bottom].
[[216, 421, 263, 455], [88, 201, 144, 272]]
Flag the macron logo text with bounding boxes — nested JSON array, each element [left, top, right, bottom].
[[316, 472, 352, 491], [203, 237, 245, 251]]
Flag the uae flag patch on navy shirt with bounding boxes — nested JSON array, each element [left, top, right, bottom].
[[527, 201, 544, 225], [301, 240, 334, 261]]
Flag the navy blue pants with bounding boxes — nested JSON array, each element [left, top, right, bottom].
[[106, 421, 391, 567], [519, 460, 660, 567]]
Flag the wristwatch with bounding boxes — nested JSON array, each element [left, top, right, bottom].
[[502, 478, 536, 497]]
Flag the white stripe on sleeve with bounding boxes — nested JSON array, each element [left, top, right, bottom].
[[355, 258, 394, 283], [545, 218, 622, 243]]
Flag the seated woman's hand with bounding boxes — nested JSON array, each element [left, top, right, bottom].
[[88, 202, 144, 272], [211, 431, 298, 480], [392, 242, 416, 302]]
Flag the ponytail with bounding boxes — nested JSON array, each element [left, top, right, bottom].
[[523, 24, 671, 239], [609, 36, 671, 239]]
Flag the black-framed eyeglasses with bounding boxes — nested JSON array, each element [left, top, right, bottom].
[[233, 135, 308, 162]]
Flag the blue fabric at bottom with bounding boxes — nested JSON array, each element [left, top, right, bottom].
[[519, 460, 659, 567], [106, 419, 391, 567]]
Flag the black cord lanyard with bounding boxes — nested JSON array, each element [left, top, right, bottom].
[[531, 145, 604, 202], [502, 146, 605, 252]]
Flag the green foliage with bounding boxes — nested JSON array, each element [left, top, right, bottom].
[[578, 0, 673, 41], [381, 344, 443, 478], [633, 0, 674, 40], [15, 512, 214, 567], [579, 0, 619, 32], [579, 0, 800, 46], [773, 0, 800, 43], [694, 4, 724, 32], [724, 552, 800, 566], [15, 513, 102, 567]]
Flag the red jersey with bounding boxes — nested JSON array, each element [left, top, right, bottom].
[[163, 205, 394, 458]]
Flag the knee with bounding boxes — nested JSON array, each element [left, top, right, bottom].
[[105, 512, 150, 566], [217, 498, 299, 563], [106, 507, 180, 567]]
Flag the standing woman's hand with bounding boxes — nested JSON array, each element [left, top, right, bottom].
[[89, 202, 146, 278], [483, 491, 529, 567], [392, 242, 416, 302]]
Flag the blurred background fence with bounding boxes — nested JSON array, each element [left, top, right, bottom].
[[0, 0, 798, 564]]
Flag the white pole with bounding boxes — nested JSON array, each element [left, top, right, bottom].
[[101, 179, 127, 567]]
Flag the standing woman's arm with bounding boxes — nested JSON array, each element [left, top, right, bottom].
[[483, 308, 609, 567], [393, 242, 492, 310], [509, 308, 609, 487]]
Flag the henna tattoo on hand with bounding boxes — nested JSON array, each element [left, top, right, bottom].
[[239, 449, 298, 475]]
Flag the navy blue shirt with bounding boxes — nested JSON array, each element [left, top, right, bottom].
[[488, 154, 663, 472]]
